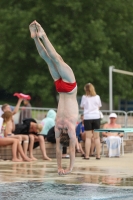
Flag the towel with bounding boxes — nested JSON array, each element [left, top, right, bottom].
[[106, 136, 121, 157]]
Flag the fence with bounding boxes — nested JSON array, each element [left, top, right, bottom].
[[126, 111, 133, 128], [100, 110, 127, 128], [13, 107, 58, 124], [14, 107, 127, 126], [0, 105, 133, 128]]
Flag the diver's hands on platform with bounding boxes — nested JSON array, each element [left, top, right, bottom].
[[58, 168, 72, 175], [64, 168, 72, 175], [58, 168, 65, 175]]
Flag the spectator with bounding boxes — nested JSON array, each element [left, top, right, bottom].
[[102, 113, 123, 157], [28, 109, 56, 161], [1, 111, 30, 159], [76, 114, 95, 157], [19, 100, 32, 123], [80, 83, 102, 160], [1, 98, 23, 116], [0, 117, 3, 138], [0, 137, 31, 162], [0, 107, 3, 116], [28, 123, 51, 161], [10, 117, 50, 161], [1, 99, 29, 156], [76, 114, 85, 157], [40, 109, 56, 136]]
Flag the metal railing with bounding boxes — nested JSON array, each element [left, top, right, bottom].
[[100, 110, 127, 128], [126, 111, 133, 128], [14, 107, 127, 125], [13, 107, 57, 124], [0, 105, 132, 129]]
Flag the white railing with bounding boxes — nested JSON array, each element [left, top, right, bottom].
[[100, 110, 127, 128], [0, 105, 132, 129], [14, 107, 57, 124], [16, 107, 127, 126], [126, 111, 133, 128]]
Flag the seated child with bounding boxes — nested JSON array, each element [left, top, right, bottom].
[[0, 137, 31, 162], [1, 111, 30, 159], [2, 111, 22, 140], [0, 117, 4, 138]]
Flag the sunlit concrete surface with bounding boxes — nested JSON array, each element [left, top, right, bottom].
[[0, 153, 133, 187]]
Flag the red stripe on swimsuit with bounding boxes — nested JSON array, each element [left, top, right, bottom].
[[54, 78, 77, 93]]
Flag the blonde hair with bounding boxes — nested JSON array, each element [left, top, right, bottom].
[[1, 111, 13, 122], [84, 83, 96, 96], [1, 103, 9, 111], [37, 124, 43, 133]]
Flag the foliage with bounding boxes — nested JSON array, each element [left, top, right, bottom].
[[0, 0, 133, 106]]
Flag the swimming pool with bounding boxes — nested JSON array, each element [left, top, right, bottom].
[[0, 182, 133, 200], [0, 155, 133, 200]]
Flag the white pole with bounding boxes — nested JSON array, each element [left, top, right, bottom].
[[113, 68, 133, 76], [109, 66, 114, 111], [109, 67, 133, 112]]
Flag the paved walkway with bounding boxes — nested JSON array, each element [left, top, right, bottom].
[[0, 153, 133, 187]]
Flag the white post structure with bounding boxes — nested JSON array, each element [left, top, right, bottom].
[[109, 66, 133, 111], [109, 66, 114, 111]]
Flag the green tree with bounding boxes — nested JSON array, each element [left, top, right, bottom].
[[0, 0, 133, 107]]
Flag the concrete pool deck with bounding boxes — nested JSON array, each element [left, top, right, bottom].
[[0, 153, 133, 187]]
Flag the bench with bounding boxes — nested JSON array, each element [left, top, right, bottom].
[[0, 142, 85, 160], [0, 138, 132, 161]]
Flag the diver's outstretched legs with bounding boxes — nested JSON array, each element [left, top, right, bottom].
[[29, 23, 60, 81], [30, 21, 76, 83]]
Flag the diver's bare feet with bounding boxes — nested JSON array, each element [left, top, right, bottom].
[[29, 22, 37, 38], [34, 21, 46, 38], [43, 156, 52, 161]]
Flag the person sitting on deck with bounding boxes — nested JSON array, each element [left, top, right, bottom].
[[0, 137, 31, 162], [1, 101, 29, 156], [13, 117, 52, 161], [102, 113, 123, 157], [76, 114, 85, 157], [29, 109, 56, 161], [1, 111, 30, 158]]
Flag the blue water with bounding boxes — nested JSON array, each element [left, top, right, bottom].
[[0, 182, 133, 200]]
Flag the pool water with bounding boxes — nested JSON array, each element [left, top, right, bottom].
[[0, 182, 133, 200], [0, 155, 133, 200]]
